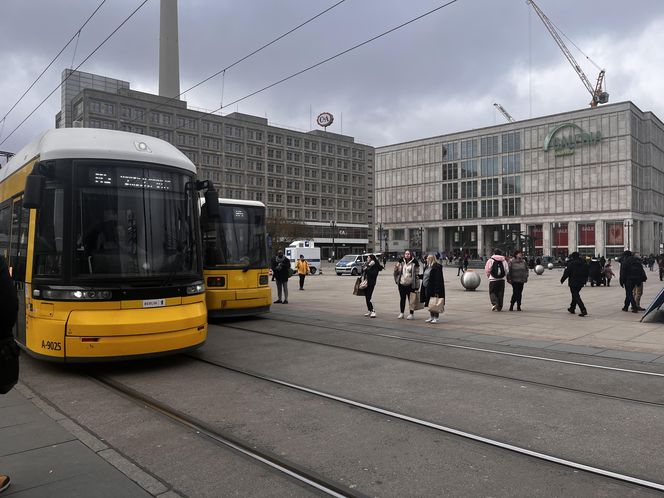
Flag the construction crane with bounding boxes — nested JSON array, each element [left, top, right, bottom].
[[527, 0, 608, 108], [494, 103, 515, 123]]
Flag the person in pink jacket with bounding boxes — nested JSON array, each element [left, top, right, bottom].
[[484, 249, 510, 311]]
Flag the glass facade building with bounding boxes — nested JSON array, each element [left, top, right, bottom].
[[375, 102, 664, 259]]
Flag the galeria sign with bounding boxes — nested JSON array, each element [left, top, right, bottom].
[[543, 123, 602, 156]]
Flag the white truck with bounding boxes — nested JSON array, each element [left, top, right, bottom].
[[285, 240, 321, 275]]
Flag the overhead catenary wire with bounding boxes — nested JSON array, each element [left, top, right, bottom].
[[170, 0, 462, 135], [0, 0, 107, 128], [123, 0, 347, 127], [0, 0, 149, 148]]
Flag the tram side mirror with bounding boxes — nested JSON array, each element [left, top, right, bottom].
[[204, 189, 220, 219], [23, 174, 44, 209]]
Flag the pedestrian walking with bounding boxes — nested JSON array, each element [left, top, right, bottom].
[[484, 249, 509, 311], [619, 250, 647, 313], [295, 255, 310, 290], [657, 253, 664, 282], [560, 251, 589, 317], [456, 256, 464, 276], [394, 250, 420, 320], [421, 254, 445, 323], [507, 250, 528, 311], [603, 261, 615, 286], [361, 254, 383, 318], [1, 255, 19, 494], [270, 251, 290, 304]]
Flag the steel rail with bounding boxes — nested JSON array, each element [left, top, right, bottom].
[[189, 356, 664, 493], [92, 375, 365, 498]]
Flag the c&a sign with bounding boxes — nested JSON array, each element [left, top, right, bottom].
[[543, 123, 602, 156]]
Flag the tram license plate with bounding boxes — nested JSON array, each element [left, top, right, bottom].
[[143, 299, 165, 308]]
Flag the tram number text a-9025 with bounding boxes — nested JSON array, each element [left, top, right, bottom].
[[41, 340, 62, 351]]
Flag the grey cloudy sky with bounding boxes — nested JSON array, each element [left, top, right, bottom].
[[1, 0, 663, 153]]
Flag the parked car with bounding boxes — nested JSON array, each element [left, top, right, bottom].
[[335, 254, 381, 276]]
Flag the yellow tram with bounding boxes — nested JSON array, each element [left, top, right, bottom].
[[200, 199, 271, 317], [0, 128, 217, 361]]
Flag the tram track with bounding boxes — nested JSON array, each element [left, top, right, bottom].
[[90, 373, 366, 498], [184, 353, 664, 494], [212, 320, 664, 408], [252, 312, 664, 378]]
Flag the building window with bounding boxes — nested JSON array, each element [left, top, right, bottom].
[[442, 163, 458, 180], [502, 176, 521, 195], [461, 181, 478, 199], [442, 183, 458, 201], [461, 201, 478, 219], [502, 197, 521, 216], [481, 178, 499, 197], [443, 202, 459, 220], [480, 157, 500, 176], [501, 132, 521, 152], [502, 154, 521, 174], [460, 139, 478, 158], [480, 135, 499, 156], [460, 160, 478, 178], [481, 199, 499, 217]]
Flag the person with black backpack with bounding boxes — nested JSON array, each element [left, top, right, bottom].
[[484, 249, 509, 311], [270, 251, 291, 304]]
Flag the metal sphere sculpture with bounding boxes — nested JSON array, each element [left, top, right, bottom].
[[535, 264, 545, 275], [547, 262, 554, 270], [460, 270, 481, 291]]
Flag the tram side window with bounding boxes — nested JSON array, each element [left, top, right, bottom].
[[0, 204, 10, 260], [34, 187, 64, 276], [9, 200, 30, 282]]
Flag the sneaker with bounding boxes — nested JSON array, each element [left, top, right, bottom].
[[282, 300, 288, 304], [425, 317, 433, 323], [406, 314, 414, 320], [274, 300, 282, 304], [397, 313, 404, 319], [567, 307, 575, 314], [579, 311, 588, 317], [491, 305, 497, 311], [364, 311, 371, 317], [370, 311, 376, 318], [431, 318, 439, 324], [0, 475, 10, 493]]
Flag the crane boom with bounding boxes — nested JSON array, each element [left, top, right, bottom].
[[494, 103, 515, 123], [527, 0, 608, 107]]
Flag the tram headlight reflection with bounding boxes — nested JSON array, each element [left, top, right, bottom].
[[185, 283, 205, 295], [36, 289, 113, 300]]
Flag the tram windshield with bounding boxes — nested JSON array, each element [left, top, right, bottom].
[[202, 204, 268, 269], [73, 163, 199, 280]]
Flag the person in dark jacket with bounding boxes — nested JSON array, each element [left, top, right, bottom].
[[421, 254, 445, 323], [270, 251, 291, 304], [361, 254, 383, 318], [1, 255, 19, 494], [507, 250, 529, 311], [619, 250, 647, 313], [560, 252, 589, 317], [588, 258, 603, 286]]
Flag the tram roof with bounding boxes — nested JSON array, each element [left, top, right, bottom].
[[1, 128, 196, 182]]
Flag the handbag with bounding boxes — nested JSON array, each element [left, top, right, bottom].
[[0, 337, 19, 395], [428, 297, 445, 314], [353, 277, 366, 296], [409, 292, 424, 310]]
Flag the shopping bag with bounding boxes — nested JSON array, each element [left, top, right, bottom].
[[353, 277, 366, 296], [428, 297, 445, 314], [409, 292, 424, 310]]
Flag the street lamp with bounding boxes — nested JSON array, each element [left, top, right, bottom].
[[624, 220, 633, 251], [330, 220, 336, 261], [378, 223, 383, 253], [419, 226, 424, 255]]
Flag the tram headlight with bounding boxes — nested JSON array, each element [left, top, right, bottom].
[[36, 289, 113, 300], [186, 283, 205, 295]]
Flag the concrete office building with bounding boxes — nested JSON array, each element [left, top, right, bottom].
[[55, 69, 374, 258], [375, 101, 664, 259]]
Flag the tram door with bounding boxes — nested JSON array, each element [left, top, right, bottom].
[[9, 197, 29, 344]]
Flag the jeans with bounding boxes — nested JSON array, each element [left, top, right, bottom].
[[569, 285, 586, 313], [365, 284, 376, 312], [398, 284, 413, 313], [510, 282, 524, 307], [276, 280, 288, 301], [299, 274, 306, 289], [489, 280, 505, 310]]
